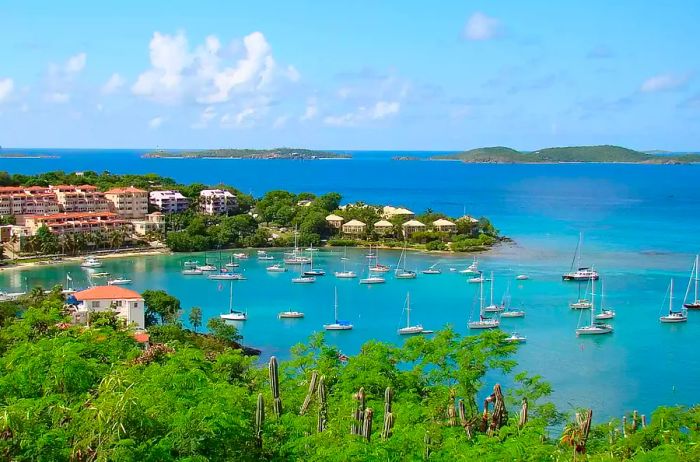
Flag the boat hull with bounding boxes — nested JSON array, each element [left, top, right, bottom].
[[468, 321, 500, 330], [359, 278, 385, 284], [501, 311, 525, 318], [683, 302, 700, 310], [576, 326, 613, 335], [659, 316, 687, 323], [562, 274, 599, 281], [220, 313, 247, 321], [324, 324, 353, 330], [278, 312, 304, 319], [398, 326, 424, 335], [292, 277, 316, 284], [334, 272, 357, 279]]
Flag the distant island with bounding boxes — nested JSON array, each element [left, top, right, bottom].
[[432, 145, 700, 164], [143, 147, 351, 160], [0, 153, 60, 159], [391, 155, 421, 161]]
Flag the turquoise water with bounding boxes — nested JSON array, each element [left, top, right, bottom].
[[2, 149, 700, 420]]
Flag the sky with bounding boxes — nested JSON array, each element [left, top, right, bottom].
[[0, 0, 699, 151]]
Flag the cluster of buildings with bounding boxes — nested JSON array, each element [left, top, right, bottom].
[[326, 205, 479, 238]]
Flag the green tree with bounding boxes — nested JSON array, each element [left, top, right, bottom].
[[189, 306, 202, 332], [206, 317, 242, 344], [142, 289, 181, 326]]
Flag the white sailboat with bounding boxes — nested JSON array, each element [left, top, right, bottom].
[[340, 246, 350, 261], [292, 263, 316, 283], [278, 310, 304, 319], [421, 263, 441, 275], [562, 232, 599, 281], [303, 245, 326, 276], [594, 280, 615, 320], [220, 279, 247, 321], [468, 276, 500, 330], [570, 278, 592, 309], [459, 257, 479, 274], [683, 255, 700, 310], [266, 263, 287, 273], [324, 287, 353, 330], [660, 278, 688, 323], [225, 254, 240, 268], [397, 292, 424, 335], [368, 245, 391, 273], [484, 272, 503, 313], [284, 230, 312, 265], [360, 248, 386, 284], [334, 252, 357, 278], [394, 244, 417, 279], [500, 284, 525, 317], [257, 250, 274, 261], [576, 278, 613, 335]]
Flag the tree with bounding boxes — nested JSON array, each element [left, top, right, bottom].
[[189, 307, 203, 332], [206, 317, 242, 344], [142, 290, 181, 326], [35, 225, 59, 255]]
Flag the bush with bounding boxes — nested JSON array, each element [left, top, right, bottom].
[[426, 240, 447, 251]]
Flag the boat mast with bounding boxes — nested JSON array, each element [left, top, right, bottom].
[[334, 287, 338, 322], [479, 274, 485, 319], [695, 255, 699, 302], [229, 280, 233, 313], [670, 278, 674, 314], [406, 292, 411, 327], [490, 271, 495, 306], [590, 277, 596, 325]]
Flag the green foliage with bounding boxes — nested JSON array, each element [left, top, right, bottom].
[[207, 317, 243, 344], [188, 306, 202, 332], [142, 289, 181, 326]]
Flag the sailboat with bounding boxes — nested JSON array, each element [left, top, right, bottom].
[[594, 280, 615, 320], [324, 287, 353, 330], [196, 252, 217, 271], [397, 292, 424, 335], [484, 272, 503, 313], [303, 245, 326, 276], [368, 245, 391, 273], [562, 232, 599, 281], [225, 254, 240, 268], [340, 246, 350, 261], [335, 252, 357, 278], [257, 250, 274, 260], [683, 255, 700, 309], [292, 263, 316, 283], [468, 276, 500, 330], [499, 283, 525, 317], [394, 243, 417, 279], [220, 280, 247, 321], [421, 262, 442, 275], [660, 278, 688, 323], [266, 261, 287, 272], [360, 246, 386, 284], [459, 257, 479, 274], [570, 278, 592, 309], [468, 271, 489, 284], [576, 278, 613, 335], [284, 230, 312, 265]]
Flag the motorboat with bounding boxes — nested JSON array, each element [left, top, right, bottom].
[[107, 277, 132, 285], [266, 264, 287, 273], [278, 310, 305, 319], [459, 258, 479, 274], [81, 257, 102, 268], [504, 332, 527, 343], [516, 274, 529, 280]]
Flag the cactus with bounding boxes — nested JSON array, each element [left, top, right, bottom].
[[362, 408, 374, 442], [518, 397, 528, 428], [622, 415, 627, 438], [300, 371, 319, 415], [268, 356, 282, 418], [632, 410, 639, 431], [423, 431, 432, 461], [351, 387, 366, 435], [446, 388, 457, 426], [457, 398, 472, 438], [255, 393, 265, 448], [384, 386, 393, 414], [317, 375, 327, 432], [382, 412, 395, 440], [641, 414, 647, 428], [489, 384, 508, 434]]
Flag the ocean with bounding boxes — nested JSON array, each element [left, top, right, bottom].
[[1, 148, 699, 421]]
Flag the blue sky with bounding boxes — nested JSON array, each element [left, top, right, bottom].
[[1, 0, 699, 150]]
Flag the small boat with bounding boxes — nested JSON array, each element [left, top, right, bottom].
[[483, 272, 503, 313], [340, 246, 350, 261], [570, 278, 592, 309], [0, 291, 26, 301], [196, 264, 217, 272], [394, 244, 417, 279], [468, 276, 500, 330], [81, 257, 102, 268], [208, 273, 246, 280], [107, 277, 132, 285], [368, 245, 391, 272], [421, 263, 441, 275], [91, 272, 110, 278], [225, 262, 240, 268], [504, 332, 527, 343], [183, 259, 198, 267], [449, 267, 457, 272], [683, 255, 700, 309], [501, 309, 525, 318], [660, 278, 688, 323], [219, 280, 247, 321], [182, 269, 204, 275], [266, 263, 287, 273], [292, 275, 316, 284], [516, 274, 529, 281], [459, 257, 479, 274], [468, 272, 489, 284], [324, 287, 353, 330], [359, 275, 385, 284], [278, 310, 305, 319], [397, 292, 424, 335], [258, 254, 274, 260], [284, 230, 312, 265], [233, 252, 248, 259], [335, 253, 357, 278], [576, 278, 613, 335], [562, 232, 599, 281], [303, 248, 325, 276], [594, 280, 615, 320]]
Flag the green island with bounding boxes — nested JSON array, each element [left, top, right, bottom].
[[0, 288, 697, 460], [0, 170, 502, 261], [431, 145, 700, 164], [142, 147, 351, 160], [0, 153, 60, 159]]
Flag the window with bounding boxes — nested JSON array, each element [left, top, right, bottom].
[[132, 302, 138, 308], [114, 300, 123, 307], [91, 301, 100, 308]]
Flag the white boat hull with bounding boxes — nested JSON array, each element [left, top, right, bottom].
[[398, 326, 424, 335], [576, 326, 613, 335], [208, 274, 246, 280], [292, 277, 316, 284], [360, 278, 385, 284], [334, 272, 357, 279], [278, 311, 304, 319], [107, 279, 132, 285], [501, 311, 525, 318], [182, 269, 203, 275], [468, 321, 500, 330], [220, 312, 247, 321], [660, 315, 687, 323]]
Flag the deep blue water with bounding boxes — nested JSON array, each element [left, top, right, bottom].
[[2, 148, 700, 421]]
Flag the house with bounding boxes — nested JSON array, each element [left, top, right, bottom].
[[432, 218, 457, 233], [382, 206, 415, 220], [457, 215, 480, 224], [325, 214, 344, 229], [199, 189, 237, 215], [342, 219, 367, 235], [373, 219, 394, 235], [401, 219, 426, 237], [72, 285, 145, 328], [24, 212, 133, 236], [149, 190, 190, 213], [104, 186, 149, 219], [132, 212, 166, 235]]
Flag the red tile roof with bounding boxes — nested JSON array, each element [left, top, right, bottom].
[[105, 186, 146, 194], [74, 285, 143, 301]]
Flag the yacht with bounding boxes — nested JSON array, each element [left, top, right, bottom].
[[266, 263, 287, 273], [504, 332, 527, 343], [394, 244, 417, 279], [278, 310, 305, 319], [562, 232, 599, 281], [107, 277, 132, 285], [570, 278, 592, 309], [81, 257, 102, 268], [576, 278, 613, 335], [459, 257, 479, 274], [324, 287, 353, 330], [91, 272, 110, 278], [359, 275, 385, 284], [516, 274, 529, 281], [468, 276, 500, 330], [182, 269, 204, 275], [683, 255, 700, 309], [501, 309, 525, 318], [483, 272, 503, 313], [660, 279, 688, 323], [397, 292, 424, 335], [292, 275, 316, 284], [421, 263, 441, 275], [233, 252, 248, 259], [196, 264, 217, 272], [183, 259, 199, 268], [303, 248, 326, 276], [208, 272, 246, 280], [257, 251, 274, 261], [368, 245, 391, 272], [283, 230, 312, 265], [220, 280, 247, 321], [594, 280, 615, 320]]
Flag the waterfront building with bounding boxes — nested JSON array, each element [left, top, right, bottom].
[[50, 185, 114, 213], [0, 186, 61, 216], [383, 206, 415, 220], [199, 189, 237, 215], [149, 190, 190, 213], [132, 212, 166, 235], [24, 212, 133, 236], [373, 219, 394, 235], [432, 218, 457, 233], [104, 187, 149, 219], [325, 214, 344, 229], [401, 219, 426, 237], [342, 219, 367, 235], [72, 286, 145, 329]]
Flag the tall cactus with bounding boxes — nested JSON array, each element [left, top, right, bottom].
[[518, 397, 528, 428], [300, 371, 319, 415], [423, 431, 432, 461], [382, 386, 395, 440], [351, 387, 366, 435], [317, 375, 327, 432], [268, 356, 282, 418], [458, 398, 472, 439], [362, 408, 374, 442], [255, 393, 265, 448], [446, 388, 457, 426]]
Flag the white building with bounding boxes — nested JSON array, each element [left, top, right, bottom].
[[132, 212, 166, 236], [149, 190, 190, 213], [73, 286, 145, 328], [104, 187, 149, 219], [199, 189, 237, 215], [382, 206, 415, 220]]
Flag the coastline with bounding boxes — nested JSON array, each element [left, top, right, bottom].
[[0, 247, 172, 272]]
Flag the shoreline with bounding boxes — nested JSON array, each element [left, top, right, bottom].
[[0, 247, 173, 272]]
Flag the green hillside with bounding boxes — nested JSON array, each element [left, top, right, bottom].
[[143, 147, 349, 159]]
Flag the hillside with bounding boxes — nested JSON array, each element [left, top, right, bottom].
[[433, 145, 700, 164], [143, 147, 350, 159]]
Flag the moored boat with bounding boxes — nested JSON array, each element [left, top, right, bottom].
[[660, 278, 688, 323], [324, 287, 353, 330]]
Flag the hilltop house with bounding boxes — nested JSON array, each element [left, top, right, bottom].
[[72, 286, 145, 329], [373, 219, 394, 235], [325, 214, 344, 229], [342, 219, 367, 235], [432, 218, 457, 233], [401, 219, 426, 237]]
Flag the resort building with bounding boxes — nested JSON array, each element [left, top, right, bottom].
[[325, 214, 344, 229], [24, 212, 133, 236], [401, 219, 426, 237], [0, 186, 61, 216], [382, 206, 415, 221], [132, 212, 166, 236], [457, 215, 480, 224], [199, 189, 237, 215], [149, 190, 190, 213], [373, 219, 394, 235], [104, 187, 149, 219], [50, 185, 114, 213], [432, 218, 457, 233], [342, 219, 367, 235], [72, 286, 145, 329]]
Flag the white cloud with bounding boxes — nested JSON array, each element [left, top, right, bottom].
[[300, 97, 318, 121], [65, 53, 87, 73], [101, 73, 125, 94], [149, 116, 165, 129], [463, 12, 501, 41], [273, 115, 289, 128], [45, 52, 87, 103], [132, 30, 298, 105], [0, 78, 14, 102], [221, 107, 257, 128], [191, 106, 217, 129], [640, 73, 689, 93], [324, 100, 400, 127], [46, 92, 70, 103]]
